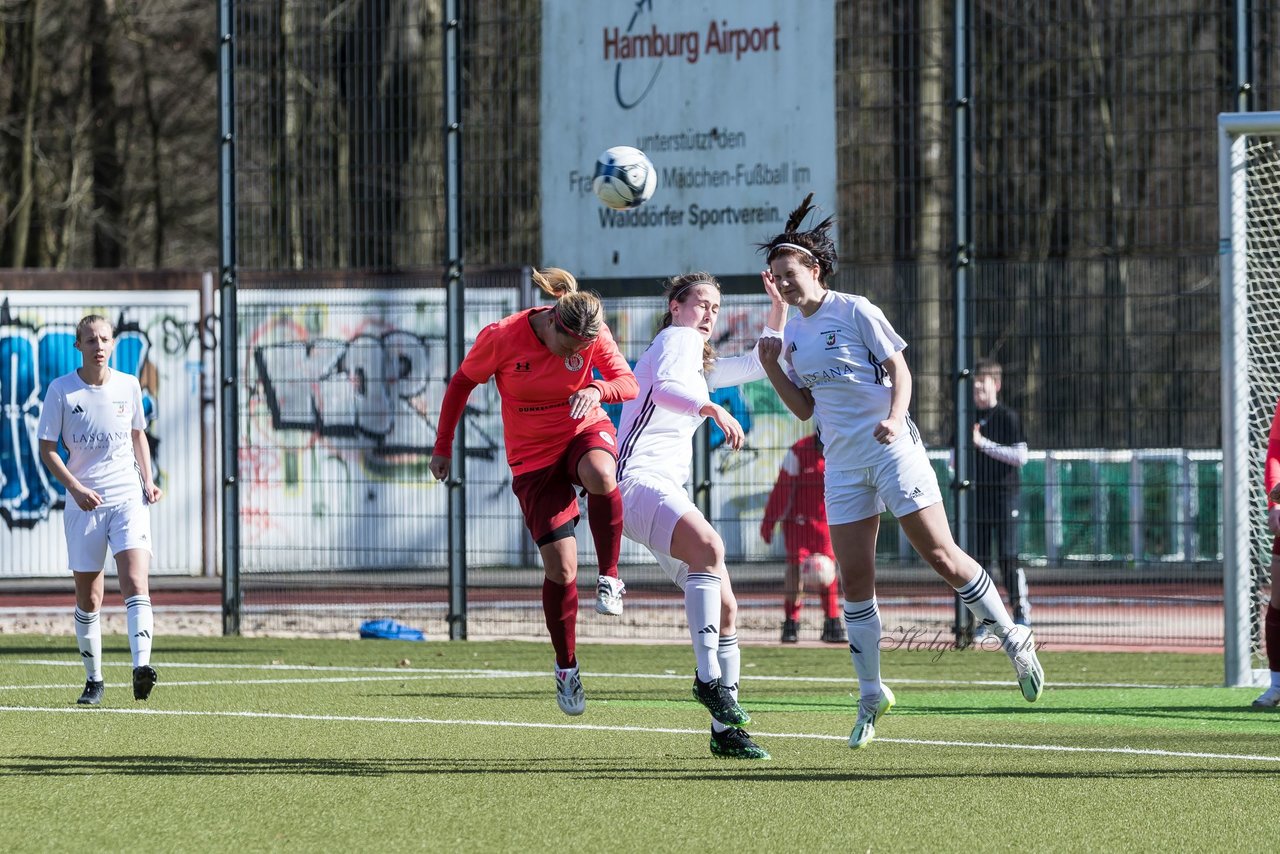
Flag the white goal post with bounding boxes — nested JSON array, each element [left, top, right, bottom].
[[1219, 111, 1280, 687]]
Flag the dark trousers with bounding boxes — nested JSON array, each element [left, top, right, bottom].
[[969, 489, 1025, 615]]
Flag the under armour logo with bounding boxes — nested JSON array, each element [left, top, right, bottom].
[[514, 361, 531, 372], [72, 404, 85, 414], [697, 624, 718, 635]]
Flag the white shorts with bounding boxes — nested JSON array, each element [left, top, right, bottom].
[[619, 476, 695, 590], [63, 498, 153, 573], [825, 447, 943, 525]]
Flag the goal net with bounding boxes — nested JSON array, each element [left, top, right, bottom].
[[1219, 111, 1280, 687]]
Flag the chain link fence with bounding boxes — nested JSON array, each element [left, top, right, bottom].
[[223, 1, 1280, 650]]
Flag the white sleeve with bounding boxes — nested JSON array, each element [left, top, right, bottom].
[[707, 326, 783, 390], [130, 377, 147, 431], [782, 329, 803, 388], [780, 448, 801, 477], [36, 381, 65, 443], [650, 328, 710, 417], [853, 299, 908, 362], [979, 439, 1029, 468]]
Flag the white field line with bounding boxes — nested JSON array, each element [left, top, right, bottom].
[[13, 659, 1212, 690], [0, 704, 1276, 764]]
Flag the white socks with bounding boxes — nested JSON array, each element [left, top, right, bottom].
[[125, 594, 154, 668], [843, 598, 882, 698], [712, 634, 741, 733], [74, 608, 102, 680], [685, 572, 723, 682], [956, 572, 1015, 639]]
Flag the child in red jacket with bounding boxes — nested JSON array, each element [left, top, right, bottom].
[[761, 433, 845, 643]]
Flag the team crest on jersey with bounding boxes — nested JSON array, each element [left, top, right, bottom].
[[824, 330, 840, 349], [114, 401, 128, 416], [598, 431, 615, 446], [564, 353, 584, 372]]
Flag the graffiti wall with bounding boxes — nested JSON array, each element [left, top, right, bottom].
[[238, 289, 530, 571], [1, 286, 810, 578], [1, 292, 207, 577], [235, 288, 807, 573]]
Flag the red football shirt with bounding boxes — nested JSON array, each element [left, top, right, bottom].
[[1268, 396, 1280, 507], [438, 308, 636, 475]]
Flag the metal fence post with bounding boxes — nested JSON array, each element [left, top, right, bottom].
[[444, 1, 467, 641]]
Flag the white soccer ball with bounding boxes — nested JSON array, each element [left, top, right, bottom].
[[592, 146, 657, 210], [800, 553, 837, 590]]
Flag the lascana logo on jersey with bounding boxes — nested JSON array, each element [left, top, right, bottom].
[[564, 354, 585, 372], [70, 430, 131, 449]]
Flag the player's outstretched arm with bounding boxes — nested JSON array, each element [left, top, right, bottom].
[[758, 337, 814, 421]]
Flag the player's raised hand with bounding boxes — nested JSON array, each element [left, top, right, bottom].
[[761, 269, 783, 303], [758, 336, 783, 364]]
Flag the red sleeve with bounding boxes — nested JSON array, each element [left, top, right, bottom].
[[1268, 397, 1280, 507], [761, 466, 794, 532], [458, 323, 499, 384], [432, 372, 480, 459], [587, 323, 638, 403]]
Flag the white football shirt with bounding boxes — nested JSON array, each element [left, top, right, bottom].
[[781, 290, 923, 472], [37, 369, 147, 505], [618, 324, 781, 488]]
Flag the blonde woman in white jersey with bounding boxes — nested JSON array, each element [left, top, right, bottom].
[[616, 271, 786, 760], [37, 315, 163, 706], [756, 195, 1044, 749]]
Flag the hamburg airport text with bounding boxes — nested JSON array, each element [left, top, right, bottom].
[[603, 20, 782, 64]]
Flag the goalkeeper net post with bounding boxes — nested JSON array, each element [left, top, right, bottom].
[[1219, 111, 1280, 688]]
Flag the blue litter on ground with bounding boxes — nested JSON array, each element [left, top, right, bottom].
[[359, 619, 426, 641]]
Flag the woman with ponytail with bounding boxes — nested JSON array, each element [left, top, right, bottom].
[[756, 195, 1045, 750], [615, 270, 786, 760], [430, 268, 637, 716]]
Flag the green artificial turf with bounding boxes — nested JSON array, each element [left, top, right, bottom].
[[0, 634, 1274, 852]]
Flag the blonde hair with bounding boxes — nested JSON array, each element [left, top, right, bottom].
[[76, 314, 113, 342], [660, 271, 720, 374], [534, 267, 603, 341]]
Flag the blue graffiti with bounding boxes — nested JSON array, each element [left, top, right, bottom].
[[0, 305, 151, 529]]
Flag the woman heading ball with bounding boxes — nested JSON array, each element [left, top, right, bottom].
[[756, 195, 1045, 750]]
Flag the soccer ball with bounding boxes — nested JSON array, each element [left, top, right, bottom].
[[800, 553, 837, 590], [592, 146, 657, 210]]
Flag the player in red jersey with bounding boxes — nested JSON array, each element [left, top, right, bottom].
[[1257, 396, 1280, 709], [760, 433, 845, 644], [429, 268, 638, 715]]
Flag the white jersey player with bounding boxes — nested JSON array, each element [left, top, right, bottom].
[[616, 271, 785, 760], [757, 194, 1045, 750], [37, 315, 163, 706]]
